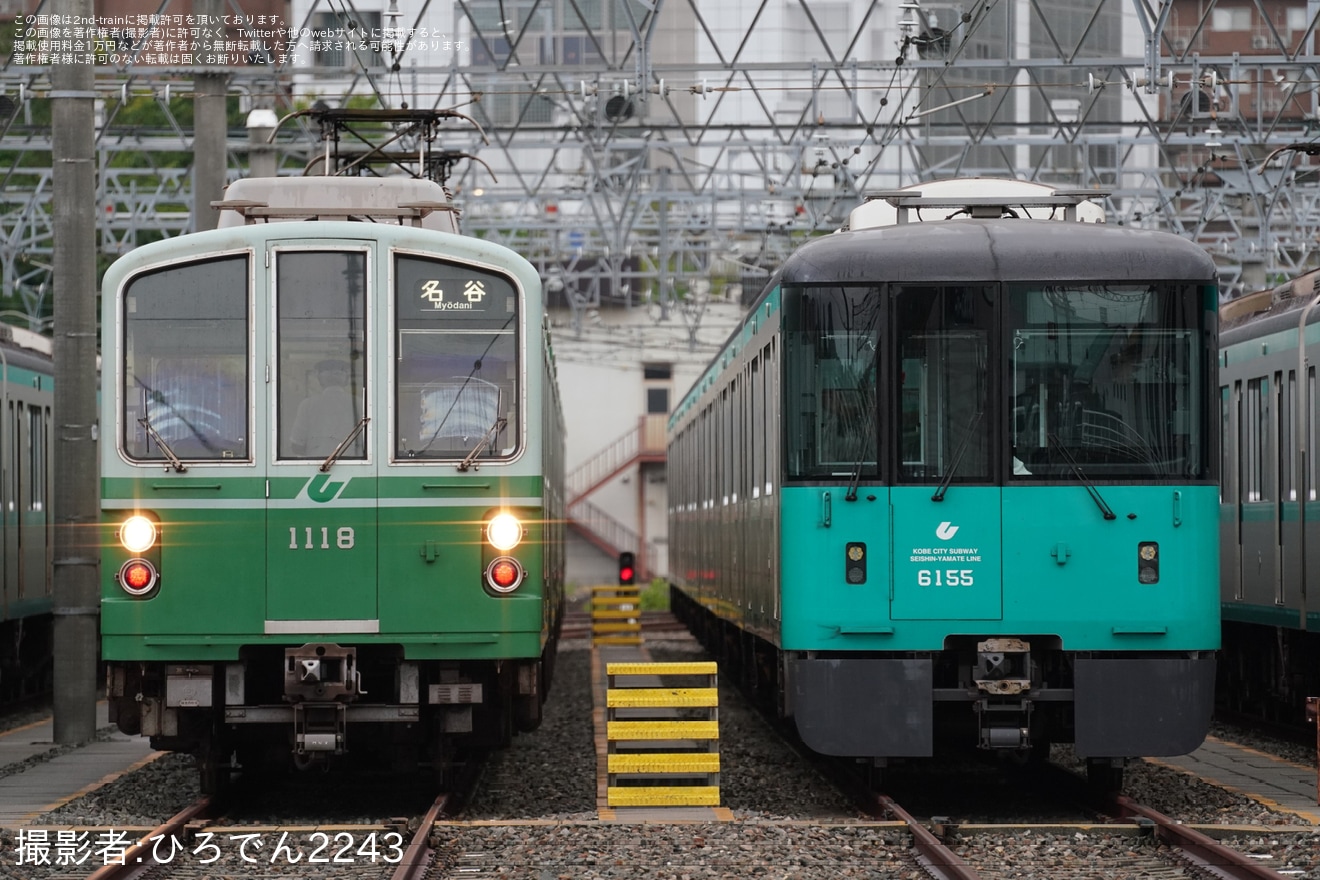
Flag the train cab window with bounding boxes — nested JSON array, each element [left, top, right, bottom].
[[276, 251, 368, 461], [1007, 283, 1207, 480], [393, 254, 519, 461], [121, 255, 250, 462], [893, 285, 993, 484], [782, 285, 880, 480]]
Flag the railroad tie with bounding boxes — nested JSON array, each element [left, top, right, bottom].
[[605, 661, 720, 807], [590, 585, 642, 646]]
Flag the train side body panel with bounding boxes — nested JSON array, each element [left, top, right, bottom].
[[0, 333, 55, 703], [1218, 289, 1320, 722]]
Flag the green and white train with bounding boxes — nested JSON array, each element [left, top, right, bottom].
[[100, 171, 564, 791], [668, 179, 1221, 792]]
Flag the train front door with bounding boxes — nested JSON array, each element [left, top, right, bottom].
[[888, 285, 1003, 621], [264, 245, 380, 628]]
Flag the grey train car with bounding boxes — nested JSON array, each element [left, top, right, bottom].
[[1219, 271, 1320, 722], [0, 325, 55, 704]]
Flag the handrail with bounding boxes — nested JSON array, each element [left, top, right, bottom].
[[567, 414, 666, 502]]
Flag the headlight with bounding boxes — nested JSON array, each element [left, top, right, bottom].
[[486, 512, 523, 551], [119, 516, 157, 554]]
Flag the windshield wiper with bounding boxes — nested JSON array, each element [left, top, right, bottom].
[[138, 415, 187, 473], [844, 402, 878, 502], [320, 416, 370, 473], [932, 410, 983, 502], [458, 417, 507, 472], [1047, 432, 1117, 520]]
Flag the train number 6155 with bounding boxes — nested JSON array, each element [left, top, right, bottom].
[[289, 527, 356, 550], [917, 568, 974, 587]]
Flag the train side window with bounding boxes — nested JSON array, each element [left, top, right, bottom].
[[393, 253, 519, 461], [28, 405, 43, 511], [782, 285, 880, 480], [751, 356, 763, 498], [122, 254, 250, 463], [1220, 385, 1231, 504], [1280, 371, 1293, 501], [1246, 377, 1267, 502], [1310, 367, 1318, 501], [7, 400, 15, 513]]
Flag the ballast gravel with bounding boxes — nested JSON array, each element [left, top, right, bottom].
[[5, 637, 1320, 879]]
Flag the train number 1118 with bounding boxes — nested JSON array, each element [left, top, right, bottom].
[[289, 527, 356, 550]]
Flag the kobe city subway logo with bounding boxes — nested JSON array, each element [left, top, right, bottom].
[[302, 473, 349, 503], [935, 521, 959, 541]]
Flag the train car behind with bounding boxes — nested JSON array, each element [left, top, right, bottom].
[[0, 325, 54, 705], [1218, 271, 1320, 723]]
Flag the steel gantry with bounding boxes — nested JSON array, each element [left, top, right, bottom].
[[7, 0, 1320, 332]]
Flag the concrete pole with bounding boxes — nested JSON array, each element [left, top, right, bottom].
[[51, 0, 100, 744], [192, 0, 230, 231]]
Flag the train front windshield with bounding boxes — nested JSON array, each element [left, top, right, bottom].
[[783, 282, 1210, 483], [394, 254, 520, 461], [117, 251, 521, 465], [1008, 284, 1206, 480]]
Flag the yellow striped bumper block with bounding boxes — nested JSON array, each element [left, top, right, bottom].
[[603, 660, 721, 809], [607, 786, 722, 808]]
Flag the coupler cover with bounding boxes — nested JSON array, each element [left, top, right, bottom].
[[284, 643, 358, 702]]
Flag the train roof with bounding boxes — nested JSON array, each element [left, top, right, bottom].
[[1219, 270, 1320, 346], [0, 325, 54, 377], [848, 178, 1106, 228], [215, 177, 460, 232], [778, 219, 1218, 286]]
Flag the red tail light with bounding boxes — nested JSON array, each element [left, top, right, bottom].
[[486, 556, 524, 593], [119, 559, 158, 596]]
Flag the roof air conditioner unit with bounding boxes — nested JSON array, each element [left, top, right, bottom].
[[1252, 35, 1270, 49]]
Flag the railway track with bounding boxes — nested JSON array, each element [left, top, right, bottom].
[[858, 788, 1303, 880], [559, 608, 685, 640], [77, 796, 433, 880], [74, 752, 483, 880]]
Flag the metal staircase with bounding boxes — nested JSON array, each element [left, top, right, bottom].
[[567, 415, 667, 576]]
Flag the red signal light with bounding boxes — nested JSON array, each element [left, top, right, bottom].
[[618, 551, 636, 585]]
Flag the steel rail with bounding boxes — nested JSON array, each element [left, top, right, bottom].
[[876, 794, 984, 880], [84, 795, 213, 880], [389, 793, 451, 880], [1114, 795, 1295, 880]]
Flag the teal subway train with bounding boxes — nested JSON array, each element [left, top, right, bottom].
[[668, 179, 1220, 793], [1218, 270, 1320, 726]]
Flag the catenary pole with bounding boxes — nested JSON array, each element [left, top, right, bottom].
[[51, 0, 100, 744], [193, 0, 230, 231]]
